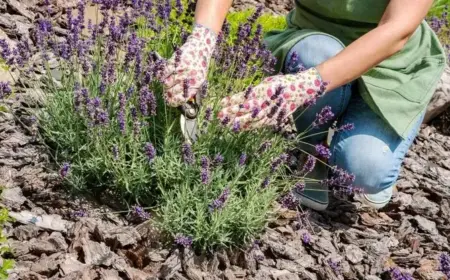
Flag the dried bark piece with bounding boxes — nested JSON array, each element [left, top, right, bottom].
[[413, 215, 439, 235], [5, 0, 35, 21]]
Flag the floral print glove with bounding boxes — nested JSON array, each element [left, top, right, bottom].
[[162, 24, 217, 107], [219, 68, 326, 131]]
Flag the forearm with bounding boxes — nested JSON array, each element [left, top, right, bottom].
[[316, 23, 411, 91], [316, 0, 433, 92], [194, 0, 233, 34]]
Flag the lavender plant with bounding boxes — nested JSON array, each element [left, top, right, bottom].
[[0, 0, 355, 250], [428, 4, 450, 62]]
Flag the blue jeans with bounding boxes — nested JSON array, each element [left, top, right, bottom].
[[285, 34, 423, 201]]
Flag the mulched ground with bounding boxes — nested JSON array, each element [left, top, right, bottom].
[[1, 1, 449, 280]]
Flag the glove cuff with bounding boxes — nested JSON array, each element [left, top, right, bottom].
[[189, 24, 218, 53]]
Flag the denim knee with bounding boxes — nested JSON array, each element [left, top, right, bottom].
[[285, 34, 345, 73], [330, 134, 399, 194]]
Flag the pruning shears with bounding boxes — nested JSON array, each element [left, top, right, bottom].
[[152, 51, 201, 144], [179, 94, 202, 144]]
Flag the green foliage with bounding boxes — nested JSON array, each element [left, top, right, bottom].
[[29, 1, 301, 251], [0, 189, 14, 279], [226, 9, 287, 35]]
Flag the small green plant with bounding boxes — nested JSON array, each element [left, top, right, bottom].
[[0, 205, 14, 279]]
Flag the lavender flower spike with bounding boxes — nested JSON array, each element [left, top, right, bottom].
[[238, 153, 247, 166], [209, 187, 231, 212], [439, 253, 450, 278], [388, 267, 414, 280], [181, 143, 195, 165], [144, 142, 156, 163], [312, 106, 334, 128], [175, 234, 193, 247], [0, 82, 12, 99], [301, 155, 316, 175], [60, 162, 71, 178], [315, 144, 331, 159], [132, 205, 151, 220], [200, 156, 210, 184]]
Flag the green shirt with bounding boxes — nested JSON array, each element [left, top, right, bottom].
[[264, 0, 447, 139]]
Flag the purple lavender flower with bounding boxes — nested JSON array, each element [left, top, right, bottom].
[[131, 205, 151, 220], [327, 259, 341, 274], [181, 143, 194, 165], [118, 93, 126, 134], [213, 153, 224, 166], [312, 106, 334, 128], [238, 153, 247, 166], [204, 107, 212, 122], [0, 39, 13, 65], [439, 253, 450, 278], [0, 82, 12, 99], [60, 162, 70, 178], [126, 87, 134, 99], [295, 182, 305, 193], [221, 116, 230, 126], [200, 82, 208, 99], [175, 0, 183, 16], [38, 19, 52, 34], [333, 185, 364, 196], [279, 193, 298, 210], [147, 91, 157, 116], [301, 232, 311, 245], [323, 166, 355, 188], [95, 109, 109, 126], [261, 177, 270, 188], [139, 87, 149, 116], [244, 86, 253, 99], [276, 109, 287, 127], [315, 144, 331, 159], [200, 156, 210, 184], [157, 1, 170, 21], [175, 234, 193, 247], [258, 141, 272, 154], [248, 5, 264, 24], [144, 142, 156, 163], [388, 267, 414, 280], [336, 123, 355, 132], [304, 96, 317, 107], [99, 82, 106, 95], [300, 155, 316, 175], [71, 209, 87, 218], [209, 187, 231, 212], [232, 121, 241, 133], [270, 153, 288, 173]]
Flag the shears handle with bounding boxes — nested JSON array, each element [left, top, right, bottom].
[[179, 101, 198, 119]]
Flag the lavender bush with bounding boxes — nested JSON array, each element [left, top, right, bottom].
[[428, 4, 450, 62], [0, 0, 356, 250]]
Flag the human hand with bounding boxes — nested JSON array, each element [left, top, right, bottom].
[[218, 68, 326, 131], [162, 24, 217, 107]]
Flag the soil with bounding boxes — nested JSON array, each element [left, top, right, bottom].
[[0, 1, 449, 280]]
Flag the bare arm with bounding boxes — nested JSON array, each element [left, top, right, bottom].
[[194, 0, 233, 34], [316, 0, 434, 91]]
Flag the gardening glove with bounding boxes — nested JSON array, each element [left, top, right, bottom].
[[218, 68, 326, 131], [162, 24, 217, 107]]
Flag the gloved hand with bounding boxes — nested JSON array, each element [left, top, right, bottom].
[[162, 24, 217, 107], [218, 68, 326, 131]]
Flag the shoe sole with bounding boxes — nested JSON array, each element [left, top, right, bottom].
[[293, 190, 329, 211]]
